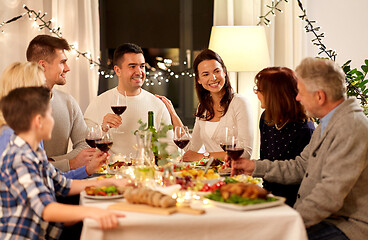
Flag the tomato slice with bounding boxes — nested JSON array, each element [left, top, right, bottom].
[[96, 190, 107, 196]]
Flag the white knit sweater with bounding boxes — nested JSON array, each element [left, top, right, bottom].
[[84, 88, 175, 156], [189, 94, 254, 158]]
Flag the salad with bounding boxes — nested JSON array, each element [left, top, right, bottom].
[[84, 185, 122, 196]]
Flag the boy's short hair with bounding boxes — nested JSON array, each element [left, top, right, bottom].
[[26, 34, 70, 63], [0, 86, 51, 134], [113, 43, 143, 67]]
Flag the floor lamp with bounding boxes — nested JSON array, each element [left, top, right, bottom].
[[208, 26, 270, 90], [208, 26, 270, 159]]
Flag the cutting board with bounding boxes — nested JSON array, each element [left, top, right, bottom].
[[108, 202, 205, 215]]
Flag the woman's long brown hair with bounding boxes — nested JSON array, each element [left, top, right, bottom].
[[255, 67, 308, 126], [193, 49, 234, 120]]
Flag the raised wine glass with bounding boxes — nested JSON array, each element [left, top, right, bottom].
[[111, 91, 127, 116], [173, 126, 191, 157], [85, 124, 102, 148], [95, 126, 113, 153]]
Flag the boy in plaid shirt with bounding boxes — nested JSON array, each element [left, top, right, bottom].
[[0, 87, 126, 239]]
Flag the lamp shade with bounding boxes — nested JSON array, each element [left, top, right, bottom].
[[209, 26, 270, 72]]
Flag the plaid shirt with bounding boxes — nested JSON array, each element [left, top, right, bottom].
[[0, 134, 72, 240]]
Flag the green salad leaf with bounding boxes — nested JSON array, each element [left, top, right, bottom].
[[206, 190, 277, 205], [224, 176, 239, 184]]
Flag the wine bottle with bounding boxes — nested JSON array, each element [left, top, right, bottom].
[[148, 111, 156, 133], [147, 111, 159, 165]]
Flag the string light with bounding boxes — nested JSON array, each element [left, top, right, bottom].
[[257, 0, 288, 26], [296, 0, 336, 61], [257, 0, 336, 61], [0, 4, 194, 86]]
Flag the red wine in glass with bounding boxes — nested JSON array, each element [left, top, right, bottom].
[[226, 147, 244, 160], [220, 143, 236, 152], [85, 138, 96, 148], [174, 139, 190, 149], [85, 138, 102, 148], [96, 141, 113, 152], [111, 106, 127, 116]]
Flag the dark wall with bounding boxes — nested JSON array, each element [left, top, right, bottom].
[[99, 0, 214, 127], [193, 0, 213, 50], [101, 0, 213, 50]]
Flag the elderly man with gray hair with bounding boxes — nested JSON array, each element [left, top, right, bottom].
[[232, 57, 368, 240]]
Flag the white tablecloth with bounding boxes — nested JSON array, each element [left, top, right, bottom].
[[80, 195, 307, 240]]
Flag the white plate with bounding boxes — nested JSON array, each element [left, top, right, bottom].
[[207, 195, 285, 211], [81, 190, 124, 200]]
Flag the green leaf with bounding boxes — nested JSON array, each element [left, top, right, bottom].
[[343, 65, 351, 73], [349, 68, 358, 75], [365, 59, 368, 66], [362, 65, 368, 73], [357, 80, 368, 87], [342, 60, 352, 68]]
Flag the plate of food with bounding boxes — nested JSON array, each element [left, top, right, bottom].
[[207, 196, 285, 211], [205, 182, 285, 211], [82, 186, 124, 200], [227, 175, 263, 187], [107, 161, 133, 174], [177, 168, 220, 181]]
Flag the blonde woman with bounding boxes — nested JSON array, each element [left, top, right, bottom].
[[0, 62, 46, 128], [0, 62, 105, 178]]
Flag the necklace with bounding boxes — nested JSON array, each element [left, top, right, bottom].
[[275, 120, 289, 130], [264, 119, 274, 124]]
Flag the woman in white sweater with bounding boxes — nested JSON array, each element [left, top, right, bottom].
[[157, 49, 253, 162]]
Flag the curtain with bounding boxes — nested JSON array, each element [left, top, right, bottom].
[[213, 0, 306, 158], [0, 0, 99, 112]]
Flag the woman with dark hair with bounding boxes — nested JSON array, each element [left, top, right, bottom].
[[254, 67, 315, 206], [156, 49, 253, 162]]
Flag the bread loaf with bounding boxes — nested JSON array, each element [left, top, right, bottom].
[[124, 188, 176, 208]]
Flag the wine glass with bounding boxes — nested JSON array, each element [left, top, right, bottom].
[[226, 139, 245, 176], [173, 126, 191, 156], [85, 124, 102, 148], [111, 91, 127, 116], [217, 126, 237, 152], [95, 126, 113, 153], [226, 139, 244, 161]]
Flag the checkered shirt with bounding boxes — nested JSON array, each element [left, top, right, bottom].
[[0, 134, 72, 240]]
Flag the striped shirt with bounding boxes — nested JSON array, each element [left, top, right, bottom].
[[0, 134, 72, 240]]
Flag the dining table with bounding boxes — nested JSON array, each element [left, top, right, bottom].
[[80, 191, 308, 240]]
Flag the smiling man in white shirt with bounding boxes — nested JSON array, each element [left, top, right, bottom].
[[84, 43, 175, 156]]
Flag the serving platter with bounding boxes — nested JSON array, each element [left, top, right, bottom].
[[81, 190, 124, 200], [108, 201, 205, 215], [207, 195, 285, 211]]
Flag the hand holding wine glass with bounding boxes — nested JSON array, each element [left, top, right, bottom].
[[173, 126, 191, 156], [111, 91, 127, 116]]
